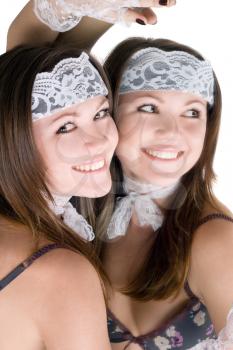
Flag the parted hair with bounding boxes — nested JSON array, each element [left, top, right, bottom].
[[94, 38, 223, 301]]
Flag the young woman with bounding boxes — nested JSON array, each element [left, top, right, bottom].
[[98, 37, 233, 349], [0, 45, 118, 349]]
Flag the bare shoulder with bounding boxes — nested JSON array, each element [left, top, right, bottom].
[[32, 247, 110, 349], [32, 247, 101, 293], [190, 201, 233, 273], [189, 201, 233, 288], [189, 205, 233, 331], [192, 203, 233, 256]]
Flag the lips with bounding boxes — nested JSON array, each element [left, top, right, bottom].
[[144, 148, 184, 161], [72, 159, 106, 173]]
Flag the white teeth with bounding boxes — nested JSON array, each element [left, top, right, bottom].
[[146, 149, 179, 160], [76, 160, 105, 172]]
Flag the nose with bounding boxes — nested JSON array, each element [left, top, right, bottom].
[[79, 128, 108, 156], [153, 113, 179, 138]]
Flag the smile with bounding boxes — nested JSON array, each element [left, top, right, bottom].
[[73, 159, 105, 173], [144, 149, 183, 160]]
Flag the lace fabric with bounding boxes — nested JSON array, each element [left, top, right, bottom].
[[119, 48, 215, 106], [106, 176, 179, 240], [34, 0, 141, 31], [34, 0, 81, 32], [31, 52, 108, 120], [49, 194, 95, 241], [188, 305, 233, 350]]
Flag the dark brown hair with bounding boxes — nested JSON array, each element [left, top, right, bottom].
[[0, 45, 112, 288], [94, 38, 223, 301]]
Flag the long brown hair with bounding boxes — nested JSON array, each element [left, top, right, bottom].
[[0, 45, 112, 287], [95, 38, 223, 301]]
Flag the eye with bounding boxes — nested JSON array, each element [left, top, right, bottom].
[[94, 108, 111, 120], [138, 104, 159, 114], [56, 121, 77, 134], [183, 109, 200, 119]]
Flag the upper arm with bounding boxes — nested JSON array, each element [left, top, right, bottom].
[[7, 1, 112, 52], [189, 219, 233, 333], [7, 0, 59, 51], [37, 249, 110, 350], [54, 17, 112, 51]]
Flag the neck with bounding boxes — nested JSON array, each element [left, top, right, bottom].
[[103, 221, 155, 288]]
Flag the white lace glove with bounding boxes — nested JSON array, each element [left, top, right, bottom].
[[188, 305, 233, 350], [33, 0, 167, 32]]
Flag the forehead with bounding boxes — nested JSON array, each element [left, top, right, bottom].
[[118, 90, 207, 106], [32, 95, 109, 130]]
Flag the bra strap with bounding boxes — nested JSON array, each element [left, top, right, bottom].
[[184, 213, 233, 299], [196, 212, 233, 230], [0, 243, 62, 291]]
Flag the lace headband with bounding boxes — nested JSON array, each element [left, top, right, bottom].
[[31, 52, 108, 120], [119, 48, 214, 105]]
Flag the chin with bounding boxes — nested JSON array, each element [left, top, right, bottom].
[[141, 174, 180, 187], [77, 178, 112, 199]]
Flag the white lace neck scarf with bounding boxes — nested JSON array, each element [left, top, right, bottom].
[[49, 194, 95, 241], [106, 176, 179, 240]]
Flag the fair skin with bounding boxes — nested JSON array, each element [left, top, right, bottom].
[[0, 219, 110, 350], [33, 96, 118, 198], [0, 88, 117, 348], [6, 0, 111, 51], [116, 90, 207, 186], [102, 90, 233, 349], [6, 2, 233, 348], [6, 0, 164, 52]]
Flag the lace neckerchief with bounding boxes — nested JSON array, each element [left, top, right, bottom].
[[106, 175, 179, 240], [49, 194, 95, 241]]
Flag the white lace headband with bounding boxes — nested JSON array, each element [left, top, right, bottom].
[[31, 52, 108, 120], [119, 48, 215, 106]]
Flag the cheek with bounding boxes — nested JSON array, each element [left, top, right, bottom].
[[105, 119, 119, 150], [116, 114, 147, 163], [184, 122, 207, 161], [116, 127, 142, 164], [55, 133, 82, 161], [36, 136, 57, 169], [189, 123, 206, 146], [117, 112, 142, 138]]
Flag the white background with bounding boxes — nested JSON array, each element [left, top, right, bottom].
[[1, 0, 233, 211]]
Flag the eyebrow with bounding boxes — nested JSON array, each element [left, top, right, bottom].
[[184, 99, 206, 107], [50, 97, 109, 125], [134, 94, 206, 107], [137, 93, 164, 102]]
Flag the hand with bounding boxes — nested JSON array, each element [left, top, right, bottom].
[[34, 0, 176, 32]]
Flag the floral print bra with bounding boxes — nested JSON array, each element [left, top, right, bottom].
[[107, 213, 233, 350], [107, 286, 216, 350], [1, 214, 233, 350]]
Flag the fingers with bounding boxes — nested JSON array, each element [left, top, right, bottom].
[[122, 7, 157, 25], [121, 8, 147, 25], [142, 0, 176, 7], [135, 7, 157, 24], [123, 0, 176, 8]]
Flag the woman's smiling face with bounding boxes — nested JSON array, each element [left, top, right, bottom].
[[116, 90, 207, 186], [33, 95, 118, 198]]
